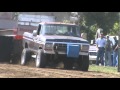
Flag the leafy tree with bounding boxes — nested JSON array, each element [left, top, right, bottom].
[[111, 22, 120, 35], [79, 12, 119, 41]]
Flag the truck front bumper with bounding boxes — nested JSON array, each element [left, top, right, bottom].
[[89, 55, 97, 60], [44, 50, 89, 56]]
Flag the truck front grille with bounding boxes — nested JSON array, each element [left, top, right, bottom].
[[54, 43, 67, 52]]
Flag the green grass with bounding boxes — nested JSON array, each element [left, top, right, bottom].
[[89, 64, 120, 75]]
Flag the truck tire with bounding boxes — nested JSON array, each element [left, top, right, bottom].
[[21, 48, 31, 65], [78, 55, 89, 71], [35, 50, 46, 68]]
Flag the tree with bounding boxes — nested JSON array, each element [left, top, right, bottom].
[[70, 12, 80, 25], [80, 12, 119, 41]]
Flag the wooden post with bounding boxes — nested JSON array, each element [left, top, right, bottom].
[[118, 12, 120, 72], [118, 36, 120, 72]]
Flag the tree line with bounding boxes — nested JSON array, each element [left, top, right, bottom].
[[78, 12, 119, 41]]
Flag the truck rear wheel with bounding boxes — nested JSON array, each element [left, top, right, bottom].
[[21, 48, 31, 65], [35, 50, 46, 68]]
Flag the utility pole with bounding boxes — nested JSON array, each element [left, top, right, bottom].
[[118, 40, 120, 72], [13, 12, 19, 20], [70, 12, 80, 25]]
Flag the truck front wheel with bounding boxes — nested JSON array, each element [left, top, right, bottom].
[[35, 50, 46, 68], [21, 48, 31, 65]]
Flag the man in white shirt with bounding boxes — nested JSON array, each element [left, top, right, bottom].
[[96, 33, 106, 66]]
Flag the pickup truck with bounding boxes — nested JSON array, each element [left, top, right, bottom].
[[21, 22, 90, 71]]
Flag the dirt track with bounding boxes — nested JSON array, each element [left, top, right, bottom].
[[0, 62, 120, 78]]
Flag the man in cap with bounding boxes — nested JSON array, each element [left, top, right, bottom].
[[105, 35, 113, 66]]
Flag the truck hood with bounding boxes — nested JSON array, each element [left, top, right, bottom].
[[39, 35, 89, 43]]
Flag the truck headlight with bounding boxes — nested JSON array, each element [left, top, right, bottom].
[[81, 45, 89, 51], [45, 43, 53, 50]]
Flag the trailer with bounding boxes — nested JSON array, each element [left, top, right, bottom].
[[0, 12, 55, 63]]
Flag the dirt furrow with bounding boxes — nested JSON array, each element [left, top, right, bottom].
[[0, 63, 119, 78]]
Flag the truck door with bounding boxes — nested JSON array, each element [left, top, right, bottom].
[[23, 33, 34, 50], [29, 37, 35, 50], [33, 24, 42, 50]]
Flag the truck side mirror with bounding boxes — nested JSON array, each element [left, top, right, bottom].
[[33, 30, 37, 36]]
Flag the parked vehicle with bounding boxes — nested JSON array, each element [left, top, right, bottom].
[[89, 44, 97, 64], [0, 13, 55, 63], [0, 18, 23, 63]]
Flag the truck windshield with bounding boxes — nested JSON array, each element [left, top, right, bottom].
[[41, 24, 81, 37]]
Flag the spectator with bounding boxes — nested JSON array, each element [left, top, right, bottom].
[[105, 35, 113, 66], [96, 33, 106, 66], [113, 36, 118, 67]]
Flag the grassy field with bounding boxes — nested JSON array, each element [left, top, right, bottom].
[[89, 64, 120, 75]]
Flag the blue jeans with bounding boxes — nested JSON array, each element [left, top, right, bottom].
[[96, 47, 105, 65], [105, 51, 112, 66], [113, 51, 118, 66]]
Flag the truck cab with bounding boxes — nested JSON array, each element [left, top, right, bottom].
[[21, 22, 90, 71]]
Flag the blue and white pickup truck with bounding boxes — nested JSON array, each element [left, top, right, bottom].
[[21, 22, 90, 71]]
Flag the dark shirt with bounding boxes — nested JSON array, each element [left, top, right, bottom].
[[105, 39, 112, 51], [113, 40, 118, 51]]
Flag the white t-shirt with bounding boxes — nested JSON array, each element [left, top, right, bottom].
[[96, 38, 106, 47]]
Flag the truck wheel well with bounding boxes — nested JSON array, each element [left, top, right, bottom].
[[25, 43, 28, 48]]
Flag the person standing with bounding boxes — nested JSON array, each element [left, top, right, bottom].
[[96, 33, 106, 66], [105, 35, 113, 66], [113, 36, 118, 67]]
